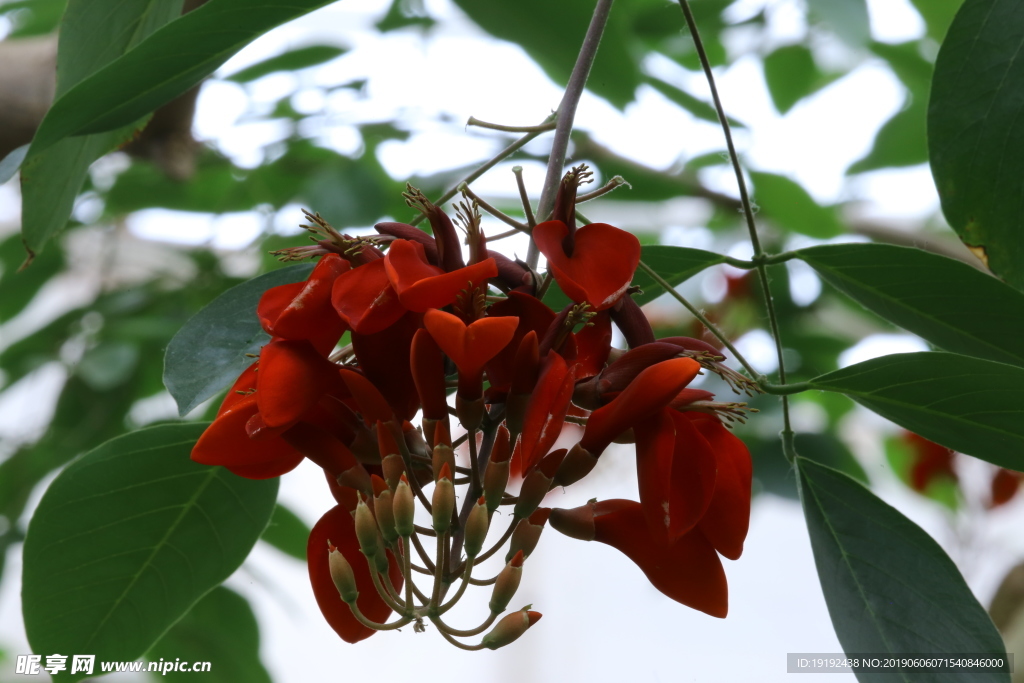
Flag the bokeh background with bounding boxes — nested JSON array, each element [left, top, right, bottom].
[[2, 0, 1022, 680]]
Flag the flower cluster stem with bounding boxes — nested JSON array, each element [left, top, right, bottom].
[[527, 0, 616, 269]]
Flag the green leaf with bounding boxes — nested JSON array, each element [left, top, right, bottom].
[[796, 243, 1024, 367], [0, 144, 28, 185], [643, 76, 745, 127], [797, 457, 1008, 680], [849, 96, 929, 173], [148, 586, 272, 683], [22, 423, 278, 678], [632, 245, 728, 305], [0, 232, 64, 322], [226, 44, 346, 82], [929, 0, 1024, 290], [26, 0, 337, 155], [164, 263, 313, 416], [749, 171, 843, 237], [752, 431, 867, 500], [805, 0, 871, 47], [261, 503, 312, 561], [0, 0, 67, 37], [762, 44, 819, 114], [808, 352, 1024, 472], [19, 0, 184, 255], [908, 0, 964, 41]]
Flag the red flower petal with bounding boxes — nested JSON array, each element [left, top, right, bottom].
[[217, 362, 258, 415], [533, 220, 640, 310], [485, 292, 557, 392], [580, 357, 700, 455], [307, 505, 403, 643], [411, 327, 449, 422], [422, 309, 519, 378], [690, 414, 752, 560], [591, 499, 728, 618], [339, 368, 394, 424], [667, 410, 718, 542], [259, 255, 349, 350], [256, 340, 342, 428], [384, 239, 498, 312], [573, 310, 612, 380], [331, 259, 406, 335], [225, 453, 304, 480], [191, 395, 302, 473], [352, 311, 421, 422], [516, 351, 575, 475]]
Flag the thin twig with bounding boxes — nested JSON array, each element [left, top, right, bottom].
[[468, 117, 558, 134], [675, 0, 795, 460], [459, 183, 530, 233]]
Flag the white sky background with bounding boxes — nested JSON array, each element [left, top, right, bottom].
[[2, 0, 1024, 681]]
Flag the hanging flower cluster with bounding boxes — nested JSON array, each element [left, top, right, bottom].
[[191, 167, 758, 650]]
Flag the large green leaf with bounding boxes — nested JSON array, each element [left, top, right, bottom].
[[164, 264, 313, 416], [147, 586, 272, 683], [929, 0, 1024, 290], [762, 44, 821, 114], [749, 171, 843, 237], [26, 0, 337, 156], [808, 352, 1024, 472], [908, 0, 964, 41], [22, 423, 278, 679], [797, 457, 1008, 682], [849, 97, 929, 173], [19, 0, 184, 256], [796, 243, 1024, 367]]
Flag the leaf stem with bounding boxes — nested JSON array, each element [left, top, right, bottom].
[[467, 117, 558, 134], [526, 0, 616, 269], [675, 0, 796, 461]]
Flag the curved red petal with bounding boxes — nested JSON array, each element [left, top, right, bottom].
[[581, 357, 700, 455], [256, 340, 340, 428], [634, 409, 676, 545], [352, 311, 421, 422], [592, 499, 727, 618], [690, 414, 752, 560], [573, 310, 612, 380], [259, 255, 349, 345], [411, 327, 449, 422], [339, 368, 394, 424], [667, 410, 718, 543], [385, 240, 498, 311], [307, 505, 403, 643], [226, 452, 304, 479], [485, 292, 557, 392], [423, 309, 519, 377], [217, 362, 259, 416], [518, 352, 574, 474], [534, 221, 641, 311], [331, 259, 407, 335], [192, 395, 301, 471]]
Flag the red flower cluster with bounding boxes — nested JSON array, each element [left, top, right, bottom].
[[191, 174, 755, 647]]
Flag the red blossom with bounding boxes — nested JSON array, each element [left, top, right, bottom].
[[533, 220, 640, 310]]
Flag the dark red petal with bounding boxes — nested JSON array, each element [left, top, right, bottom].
[[256, 339, 340, 428], [339, 369, 394, 424], [226, 452, 304, 479], [384, 240, 498, 312], [634, 409, 676, 545], [691, 414, 752, 560], [592, 499, 727, 618], [281, 421, 364, 482], [485, 292, 556, 392], [516, 351, 575, 475], [192, 395, 301, 471], [423, 309, 519, 377], [581, 357, 700, 455], [411, 327, 449, 422], [217, 362, 259, 415], [259, 255, 349, 346], [573, 310, 611, 380], [352, 311, 421, 423], [991, 468, 1021, 508], [533, 220, 641, 311], [307, 505, 403, 643], [331, 259, 407, 335], [376, 222, 439, 264], [667, 410, 718, 543]]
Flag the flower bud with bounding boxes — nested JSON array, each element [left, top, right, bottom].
[[553, 442, 598, 487], [372, 475, 398, 544], [489, 550, 524, 613], [328, 543, 359, 604], [432, 444, 456, 483], [484, 426, 512, 513], [506, 508, 550, 562], [393, 475, 415, 537], [432, 463, 456, 534], [514, 450, 563, 519], [464, 496, 490, 558], [481, 608, 542, 650], [382, 453, 406, 491], [355, 497, 380, 558], [456, 395, 485, 431]]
